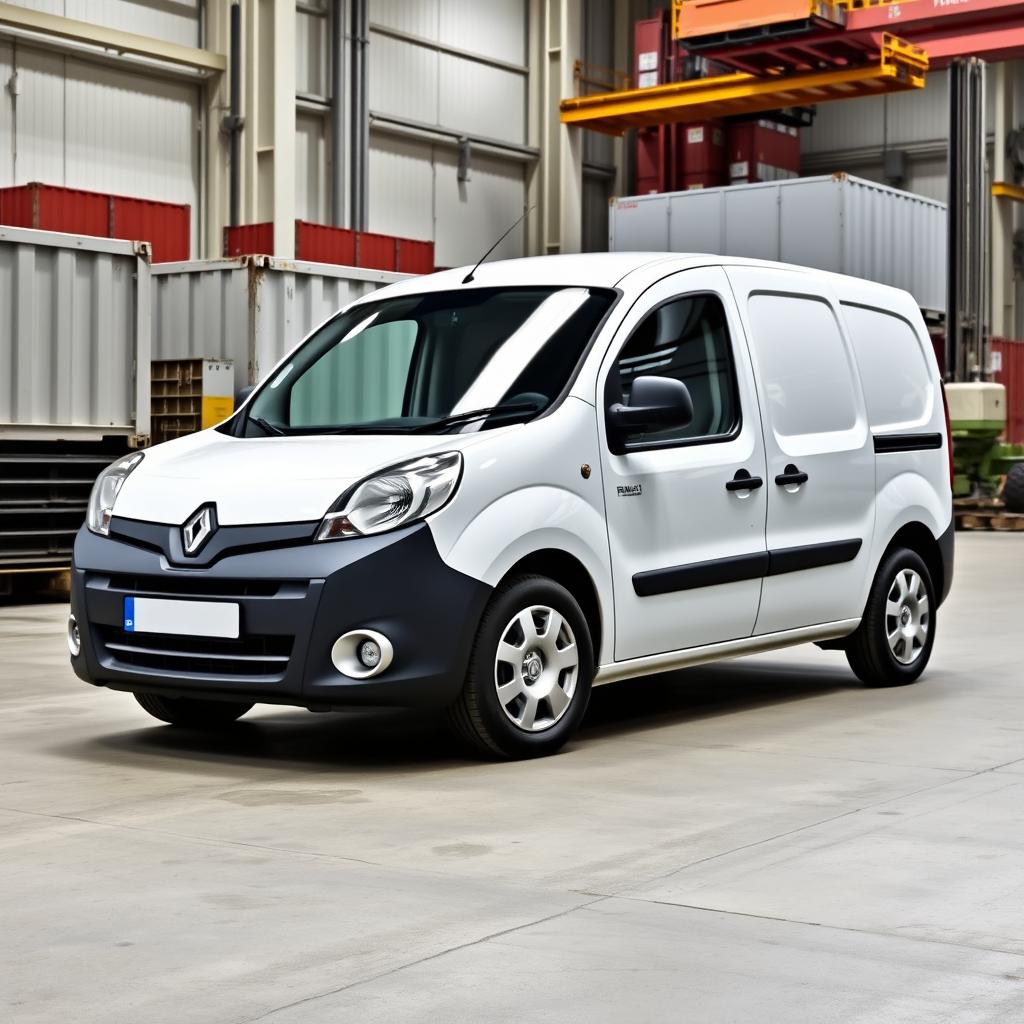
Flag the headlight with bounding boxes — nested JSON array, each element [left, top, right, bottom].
[[87, 452, 144, 536], [316, 451, 462, 541]]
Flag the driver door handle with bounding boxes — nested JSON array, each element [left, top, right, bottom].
[[726, 469, 764, 491], [775, 465, 809, 486]]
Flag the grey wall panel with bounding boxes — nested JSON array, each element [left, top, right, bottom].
[[777, 179, 840, 270], [152, 258, 405, 390], [296, 112, 328, 222], [9, 47, 65, 185], [64, 0, 201, 47], [438, 0, 526, 66], [0, 227, 149, 439], [609, 196, 668, 251], [0, 41, 12, 187], [297, 5, 329, 98], [367, 135, 436, 242], [372, 0, 440, 38], [438, 54, 524, 143], [433, 147, 525, 267], [368, 30, 439, 125], [723, 186, 779, 261]]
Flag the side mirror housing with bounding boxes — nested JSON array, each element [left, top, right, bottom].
[[607, 375, 693, 454], [235, 384, 256, 407]]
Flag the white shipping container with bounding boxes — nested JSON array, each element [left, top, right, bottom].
[[608, 173, 947, 314], [0, 226, 151, 443], [152, 257, 407, 393]]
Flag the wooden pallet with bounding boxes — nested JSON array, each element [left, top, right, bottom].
[[955, 510, 1024, 532]]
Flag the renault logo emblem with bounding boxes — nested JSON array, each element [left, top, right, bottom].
[[182, 505, 216, 556]]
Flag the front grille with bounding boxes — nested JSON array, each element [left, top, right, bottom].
[[96, 626, 293, 679], [103, 574, 289, 599]]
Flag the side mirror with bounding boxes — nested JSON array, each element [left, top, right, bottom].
[[235, 384, 256, 407], [607, 375, 693, 454]]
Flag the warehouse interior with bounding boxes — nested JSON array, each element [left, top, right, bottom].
[[3, 1, 1024, 1021]]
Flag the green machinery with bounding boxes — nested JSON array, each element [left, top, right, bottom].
[[945, 382, 1024, 511]]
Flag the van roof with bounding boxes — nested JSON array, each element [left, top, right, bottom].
[[369, 252, 910, 302]]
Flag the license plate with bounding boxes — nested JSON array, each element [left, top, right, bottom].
[[124, 596, 240, 639]]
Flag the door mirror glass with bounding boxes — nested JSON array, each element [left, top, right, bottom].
[[607, 375, 694, 453]]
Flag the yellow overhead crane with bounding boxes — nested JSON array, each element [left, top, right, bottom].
[[561, 35, 926, 134]]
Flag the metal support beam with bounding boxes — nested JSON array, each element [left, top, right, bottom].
[[947, 57, 987, 382], [540, 0, 583, 254], [0, 1, 225, 73], [330, 0, 346, 226], [242, 0, 297, 257], [350, 0, 369, 232], [991, 63, 1019, 339], [203, 2, 232, 258]]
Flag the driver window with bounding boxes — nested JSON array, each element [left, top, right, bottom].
[[612, 293, 739, 447]]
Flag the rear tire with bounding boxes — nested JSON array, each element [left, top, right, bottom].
[[846, 547, 935, 687], [1004, 463, 1024, 514], [134, 693, 253, 727], [447, 575, 594, 760]]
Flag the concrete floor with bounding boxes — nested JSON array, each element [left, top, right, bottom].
[[2, 533, 1024, 1023]]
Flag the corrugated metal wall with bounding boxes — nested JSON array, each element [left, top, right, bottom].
[[0, 225, 149, 437], [0, 39, 200, 256], [8, 0, 201, 47], [296, 0, 530, 267]]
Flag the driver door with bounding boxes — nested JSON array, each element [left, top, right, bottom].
[[598, 267, 768, 662]]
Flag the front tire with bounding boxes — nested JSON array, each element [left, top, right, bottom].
[[448, 575, 594, 759], [846, 547, 935, 687], [134, 693, 253, 727]]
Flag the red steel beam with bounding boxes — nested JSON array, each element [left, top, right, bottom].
[[686, 0, 1024, 70]]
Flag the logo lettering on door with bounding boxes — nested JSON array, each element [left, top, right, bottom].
[[617, 484, 643, 497]]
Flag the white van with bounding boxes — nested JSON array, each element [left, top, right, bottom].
[[69, 254, 954, 759]]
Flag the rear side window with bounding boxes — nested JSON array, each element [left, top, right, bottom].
[[841, 304, 932, 429], [611, 293, 739, 447], [747, 293, 857, 437]]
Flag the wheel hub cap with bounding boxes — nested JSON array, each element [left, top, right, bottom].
[[493, 605, 579, 733], [885, 568, 929, 666]]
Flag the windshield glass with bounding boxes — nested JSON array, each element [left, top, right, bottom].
[[241, 286, 615, 436]]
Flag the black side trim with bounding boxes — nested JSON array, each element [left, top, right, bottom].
[[632, 551, 769, 597], [768, 539, 862, 576], [632, 539, 862, 597], [873, 432, 944, 453]]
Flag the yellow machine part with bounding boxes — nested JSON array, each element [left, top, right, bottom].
[[560, 34, 927, 135]]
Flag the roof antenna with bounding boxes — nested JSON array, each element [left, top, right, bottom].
[[462, 205, 534, 284]]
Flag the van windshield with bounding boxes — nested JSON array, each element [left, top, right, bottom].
[[241, 286, 615, 436]]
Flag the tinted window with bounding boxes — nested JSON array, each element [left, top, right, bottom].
[[611, 293, 739, 447]]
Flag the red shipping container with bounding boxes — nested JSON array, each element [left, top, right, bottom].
[[728, 121, 800, 183], [224, 222, 274, 257], [396, 237, 434, 274], [993, 338, 1024, 445], [0, 182, 109, 238], [634, 12, 668, 89], [677, 120, 727, 178], [110, 195, 190, 262], [296, 220, 357, 264], [355, 231, 398, 271], [636, 126, 670, 194]]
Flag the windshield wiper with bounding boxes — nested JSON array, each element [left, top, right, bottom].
[[408, 402, 540, 434], [249, 415, 285, 436]]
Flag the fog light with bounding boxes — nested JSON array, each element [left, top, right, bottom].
[[67, 614, 81, 657], [330, 629, 394, 678], [358, 639, 382, 669]]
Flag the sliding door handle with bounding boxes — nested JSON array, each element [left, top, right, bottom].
[[775, 464, 809, 487], [726, 469, 764, 491]]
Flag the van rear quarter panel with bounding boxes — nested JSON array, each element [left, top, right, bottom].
[[833, 277, 952, 603]]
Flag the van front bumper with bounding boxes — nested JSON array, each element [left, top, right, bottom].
[[70, 520, 491, 710]]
